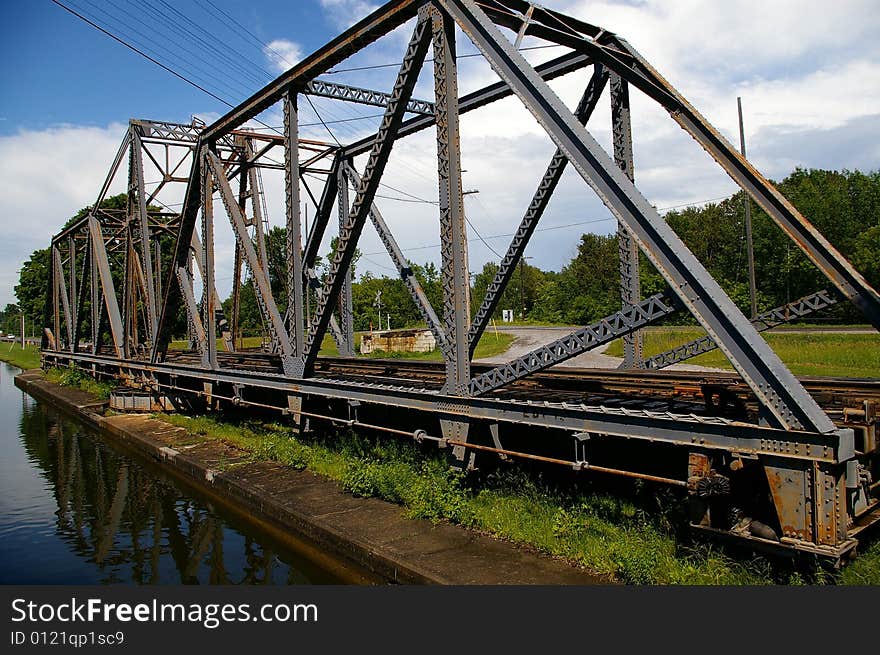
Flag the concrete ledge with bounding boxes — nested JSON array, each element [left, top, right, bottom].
[[15, 369, 605, 585]]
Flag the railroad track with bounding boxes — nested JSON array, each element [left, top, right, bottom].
[[161, 350, 880, 419]]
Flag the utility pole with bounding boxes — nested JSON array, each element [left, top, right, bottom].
[[519, 259, 525, 320], [373, 290, 383, 332], [20, 311, 25, 349], [518, 256, 533, 320], [737, 97, 758, 319]]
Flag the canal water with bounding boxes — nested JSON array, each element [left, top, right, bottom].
[[0, 363, 374, 584]]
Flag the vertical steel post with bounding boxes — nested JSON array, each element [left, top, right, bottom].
[[738, 97, 758, 320], [610, 73, 643, 369], [88, 216, 124, 358], [91, 235, 99, 353], [68, 236, 77, 343], [284, 89, 306, 363], [122, 228, 133, 359], [201, 149, 218, 369], [233, 136, 249, 352], [72, 233, 90, 353], [154, 238, 162, 306], [131, 132, 158, 342], [432, 6, 470, 396], [336, 163, 355, 356], [231, 243, 242, 349], [432, 5, 472, 466]]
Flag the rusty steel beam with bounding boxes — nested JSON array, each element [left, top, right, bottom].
[[201, 0, 425, 142]]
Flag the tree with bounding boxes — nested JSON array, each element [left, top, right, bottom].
[[14, 248, 49, 329], [471, 260, 545, 321]]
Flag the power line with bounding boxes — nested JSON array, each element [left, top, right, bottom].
[[87, 0, 257, 99], [464, 212, 505, 259], [361, 216, 616, 257], [54, 0, 289, 136], [142, 0, 273, 86], [51, 0, 234, 108], [197, 0, 283, 60], [304, 94, 342, 146], [324, 43, 565, 74]]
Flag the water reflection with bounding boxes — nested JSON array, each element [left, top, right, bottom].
[[0, 365, 369, 585]]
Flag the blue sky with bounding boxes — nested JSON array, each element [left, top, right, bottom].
[[1, 0, 878, 310], [0, 0, 333, 133]]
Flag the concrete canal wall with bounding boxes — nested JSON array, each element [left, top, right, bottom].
[[14, 369, 603, 585]]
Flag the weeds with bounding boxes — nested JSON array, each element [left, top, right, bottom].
[[45, 365, 114, 399]]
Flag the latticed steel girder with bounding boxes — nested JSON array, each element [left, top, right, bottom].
[[644, 290, 840, 370], [467, 64, 609, 355], [302, 9, 434, 372], [470, 293, 680, 395], [304, 79, 434, 115]]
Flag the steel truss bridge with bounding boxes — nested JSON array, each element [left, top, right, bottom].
[[41, 0, 880, 561]]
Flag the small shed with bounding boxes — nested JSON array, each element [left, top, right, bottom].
[[360, 329, 436, 354]]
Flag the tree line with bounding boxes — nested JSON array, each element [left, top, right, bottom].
[[8, 167, 879, 341]]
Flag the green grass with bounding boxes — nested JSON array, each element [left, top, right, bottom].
[[839, 538, 880, 585], [0, 341, 41, 370], [156, 413, 816, 584], [44, 365, 115, 400], [170, 331, 515, 361], [606, 328, 880, 377]]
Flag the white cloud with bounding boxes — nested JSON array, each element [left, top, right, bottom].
[[264, 39, 304, 73], [0, 123, 127, 307], [319, 0, 381, 28]]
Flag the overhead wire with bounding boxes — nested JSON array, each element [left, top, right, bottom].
[[141, 0, 273, 86], [86, 0, 267, 98], [195, 0, 293, 69], [96, 0, 252, 92], [51, 0, 236, 108], [53, 0, 287, 136]]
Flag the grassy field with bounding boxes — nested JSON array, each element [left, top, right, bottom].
[[606, 328, 880, 377], [0, 342, 41, 370], [171, 331, 514, 361]]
